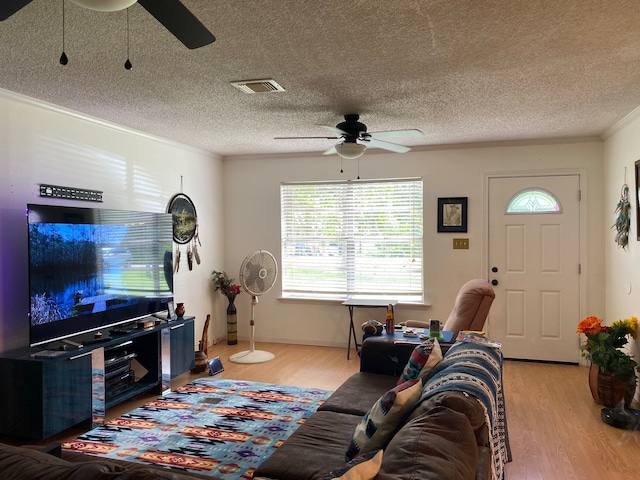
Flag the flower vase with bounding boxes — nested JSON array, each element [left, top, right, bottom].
[[589, 363, 636, 407], [226, 298, 238, 345], [588, 363, 600, 404]]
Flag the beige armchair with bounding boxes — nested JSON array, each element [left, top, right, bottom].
[[404, 279, 495, 339]]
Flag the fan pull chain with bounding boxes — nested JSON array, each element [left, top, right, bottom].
[[124, 8, 132, 70], [59, 0, 68, 65]]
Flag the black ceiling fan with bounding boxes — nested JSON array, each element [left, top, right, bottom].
[[276, 114, 423, 159], [0, 0, 215, 49]]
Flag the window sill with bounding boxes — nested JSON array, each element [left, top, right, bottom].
[[277, 297, 432, 309]]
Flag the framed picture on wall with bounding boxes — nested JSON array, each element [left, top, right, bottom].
[[437, 197, 468, 233]]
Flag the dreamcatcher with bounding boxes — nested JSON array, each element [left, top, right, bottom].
[[168, 187, 202, 272], [613, 182, 631, 250]]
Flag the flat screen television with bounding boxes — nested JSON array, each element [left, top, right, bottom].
[[27, 203, 174, 347]]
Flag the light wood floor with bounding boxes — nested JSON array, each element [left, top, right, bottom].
[[16, 341, 640, 478]]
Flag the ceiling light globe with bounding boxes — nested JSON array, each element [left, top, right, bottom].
[[70, 0, 137, 12], [335, 142, 366, 159]]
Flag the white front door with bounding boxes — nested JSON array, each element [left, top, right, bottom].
[[488, 175, 580, 362]]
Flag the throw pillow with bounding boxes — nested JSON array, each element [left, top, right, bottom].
[[315, 450, 383, 480], [396, 338, 442, 385], [346, 378, 422, 460]]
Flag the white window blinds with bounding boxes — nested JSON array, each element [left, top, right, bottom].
[[281, 178, 423, 301]]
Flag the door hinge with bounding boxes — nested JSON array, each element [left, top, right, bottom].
[[578, 264, 581, 275], [577, 189, 582, 201]]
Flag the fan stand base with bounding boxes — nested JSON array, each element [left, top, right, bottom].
[[229, 350, 275, 364]]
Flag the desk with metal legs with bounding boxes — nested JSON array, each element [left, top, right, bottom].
[[342, 299, 397, 359]]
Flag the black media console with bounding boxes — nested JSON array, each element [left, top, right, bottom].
[[0, 316, 195, 440]]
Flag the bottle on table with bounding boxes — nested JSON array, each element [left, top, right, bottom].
[[386, 304, 395, 334]]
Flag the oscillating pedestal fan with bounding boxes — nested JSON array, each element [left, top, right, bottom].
[[229, 250, 278, 364]]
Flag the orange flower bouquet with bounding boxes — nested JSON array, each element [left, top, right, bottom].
[[577, 316, 638, 382]]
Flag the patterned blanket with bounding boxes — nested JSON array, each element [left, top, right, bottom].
[[419, 342, 512, 480], [62, 379, 332, 479]]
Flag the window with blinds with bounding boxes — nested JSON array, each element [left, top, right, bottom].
[[281, 178, 423, 301]]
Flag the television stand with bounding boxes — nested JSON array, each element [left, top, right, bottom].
[[81, 336, 113, 345], [0, 316, 195, 440]]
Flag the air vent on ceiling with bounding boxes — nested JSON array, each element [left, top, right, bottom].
[[230, 79, 285, 94]]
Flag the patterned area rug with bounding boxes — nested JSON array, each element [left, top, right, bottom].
[[62, 378, 332, 478]]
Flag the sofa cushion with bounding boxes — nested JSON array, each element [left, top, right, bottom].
[[396, 338, 442, 385], [406, 390, 489, 446], [254, 410, 362, 480], [346, 378, 422, 460], [318, 372, 398, 416], [314, 450, 383, 480], [0, 442, 125, 480], [375, 403, 479, 480]]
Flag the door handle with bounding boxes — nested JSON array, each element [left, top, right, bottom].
[[492, 267, 498, 273], [491, 279, 499, 286]]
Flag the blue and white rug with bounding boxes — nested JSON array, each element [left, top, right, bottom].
[[63, 378, 332, 478]]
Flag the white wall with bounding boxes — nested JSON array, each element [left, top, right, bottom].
[[603, 107, 640, 374], [0, 89, 225, 353], [223, 140, 605, 350]]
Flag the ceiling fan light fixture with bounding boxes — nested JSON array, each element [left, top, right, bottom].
[[70, 0, 137, 12], [335, 142, 366, 159]]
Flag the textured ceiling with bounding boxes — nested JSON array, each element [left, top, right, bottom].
[[1, 0, 640, 157]]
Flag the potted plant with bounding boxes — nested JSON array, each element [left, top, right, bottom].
[[577, 316, 638, 407]]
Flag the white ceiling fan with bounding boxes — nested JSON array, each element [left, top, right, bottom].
[[276, 114, 423, 159], [0, 0, 215, 49]]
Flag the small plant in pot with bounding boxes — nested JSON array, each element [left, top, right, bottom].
[[577, 315, 638, 407]]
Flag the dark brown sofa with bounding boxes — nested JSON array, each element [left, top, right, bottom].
[[254, 337, 509, 480]]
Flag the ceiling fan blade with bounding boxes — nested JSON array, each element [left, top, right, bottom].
[[0, 0, 33, 21], [320, 125, 349, 136], [368, 129, 423, 140], [137, 0, 215, 49], [322, 145, 338, 156], [362, 137, 411, 153], [275, 136, 340, 140]]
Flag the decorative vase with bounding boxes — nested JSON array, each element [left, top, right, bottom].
[[588, 363, 636, 407], [226, 298, 237, 345], [175, 302, 185, 318], [191, 350, 208, 374]]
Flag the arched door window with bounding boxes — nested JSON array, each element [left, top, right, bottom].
[[506, 188, 562, 214]]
